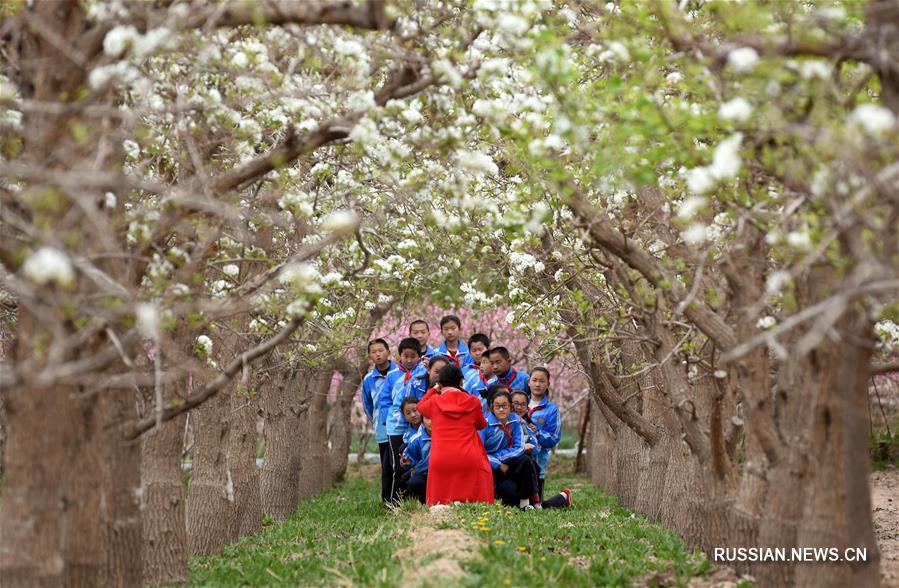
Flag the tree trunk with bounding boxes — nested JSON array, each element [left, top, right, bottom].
[[298, 366, 332, 500], [140, 408, 189, 585], [229, 382, 262, 537], [587, 395, 618, 495], [260, 362, 305, 521], [327, 360, 368, 486], [186, 388, 235, 555]]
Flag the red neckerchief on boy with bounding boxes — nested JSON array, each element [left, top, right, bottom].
[[445, 348, 460, 366], [528, 397, 547, 419], [498, 422, 513, 447], [498, 367, 518, 388], [398, 362, 416, 384], [477, 365, 489, 386]]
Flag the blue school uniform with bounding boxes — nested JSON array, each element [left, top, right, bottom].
[[436, 340, 473, 368], [518, 415, 540, 452], [361, 361, 397, 444], [479, 412, 525, 470], [528, 396, 562, 478], [385, 362, 429, 437], [491, 367, 529, 393], [402, 425, 432, 475], [462, 364, 490, 414]]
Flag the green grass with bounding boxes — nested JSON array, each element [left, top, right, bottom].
[[556, 429, 579, 450], [188, 459, 726, 587], [188, 475, 419, 587]]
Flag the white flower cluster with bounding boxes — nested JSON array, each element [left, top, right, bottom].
[[279, 263, 323, 294], [196, 335, 213, 357], [103, 25, 173, 59], [875, 320, 899, 352], [718, 97, 753, 123], [22, 247, 75, 287], [509, 251, 545, 274], [727, 47, 759, 73], [756, 315, 777, 329], [456, 150, 499, 176], [460, 282, 490, 307], [684, 133, 743, 195], [278, 192, 315, 217], [320, 209, 359, 236], [849, 104, 896, 136]]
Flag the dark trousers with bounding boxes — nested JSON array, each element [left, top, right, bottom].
[[379, 441, 393, 503], [537, 475, 570, 508], [403, 471, 428, 504], [492, 454, 539, 507], [387, 434, 406, 504]]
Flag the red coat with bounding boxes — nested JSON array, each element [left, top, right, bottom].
[[416, 387, 494, 505]]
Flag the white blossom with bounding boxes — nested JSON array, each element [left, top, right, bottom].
[[279, 263, 323, 294], [677, 196, 707, 220], [456, 150, 498, 176], [849, 104, 896, 136], [682, 223, 708, 245], [756, 316, 777, 329], [765, 270, 791, 295], [666, 71, 683, 84], [22, 247, 75, 287], [286, 299, 311, 318], [321, 209, 359, 236], [103, 25, 139, 57], [685, 166, 715, 195], [785, 230, 812, 250], [799, 60, 831, 80], [432, 59, 463, 88], [718, 97, 753, 122], [135, 302, 159, 338], [104, 192, 117, 208], [222, 264, 240, 278], [497, 14, 529, 35], [727, 47, 759, 73], [196, 335, 213, 356], [708, 133, 743, 180]]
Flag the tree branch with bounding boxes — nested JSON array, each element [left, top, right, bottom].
[[191, 0, 396, 31]]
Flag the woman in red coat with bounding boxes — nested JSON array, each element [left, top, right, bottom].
[[416, 363, 494, 504]]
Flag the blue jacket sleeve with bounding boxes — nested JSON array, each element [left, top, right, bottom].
[[361, 376, 374, 421], [535, 404, 562, 449]]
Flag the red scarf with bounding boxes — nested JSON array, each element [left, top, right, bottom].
[[398, 363, 415, 384], [528, 399, 547, 419], [445, 348, 460, 366], [498, 368, 518, 388], [498, 422, 513, 447]]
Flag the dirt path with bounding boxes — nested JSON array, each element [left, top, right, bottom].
[[873, 467, 899, 587], [396, 505, 480, 587]]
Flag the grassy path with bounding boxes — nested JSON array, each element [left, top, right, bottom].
[[188, 459, 724, 587]]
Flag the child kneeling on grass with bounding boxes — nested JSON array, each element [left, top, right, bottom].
[[400, 417, 432, 504], [481, 388, 543, 509], [511, 390, 571, 509]]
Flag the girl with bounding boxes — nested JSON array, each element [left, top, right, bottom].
[[512, 390, 571, 508], [527, 367, 563, 501], [400, 417, 432, 504], [480, 390, 542, 509], [416, 364, 493, 504]]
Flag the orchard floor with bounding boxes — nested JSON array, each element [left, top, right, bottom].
[[187, 458, 750, 587], [873, 466, 899, 587]]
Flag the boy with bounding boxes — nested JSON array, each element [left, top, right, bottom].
[[487, 346, 529, 391], [385, 337, 429, 503], [409, 319, 438, 364], [436, 314, 473, 368], [360, 338, 398, 503], [527, 367, 563, 500], [462, 333, 492, 409]]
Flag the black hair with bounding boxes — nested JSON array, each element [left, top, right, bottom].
[[485, 382, 510, 402], [531, 367, 551, 381], [437, 363, 464, 388], [468, 333, 491, 349], [489, 390, 513, 408], [439, 314, 462, 329], [487, 346, 511, 360], [368, 338, 389, 352], [510, 390, 529, 402], [398, 337, 423, 356], [400, 397, 419, 412], [428, 355, 450, 370], [409, 319, 429, 332]]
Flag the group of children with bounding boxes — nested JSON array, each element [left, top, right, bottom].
[[361, 314, 572, 509]]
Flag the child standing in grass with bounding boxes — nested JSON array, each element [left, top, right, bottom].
[[463, 333, 491, 413], [409, 319, 438, 365], [527, 367, 563, 501], [360, 338, 398, 503], [486, 346, 529, 391], [436, 314, 473, 368], [385, 338, 429, 503]]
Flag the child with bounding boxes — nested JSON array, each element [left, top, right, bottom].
[[385, 338, 429, 503], [436, 314, 473, 368], [426, 355, 450, 390], [487, 346, 529, 391], [527, 367, 564, 502], [409, 319, 438, 364], [512, 389, 571, 508], [480, 389, 542, 509], [400, 417, 432, 504], [400, 397, 422, 446], [360, 338, 398, 503], [462, 333, 491, 401]]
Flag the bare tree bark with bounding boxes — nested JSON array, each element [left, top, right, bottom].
[[298, 365, 333, 500]]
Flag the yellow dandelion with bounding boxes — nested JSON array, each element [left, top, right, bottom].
[[503, 579, 512, 586], [494, 540, 506, 545], [479, 526, 490, 532], [540, 556, 546, 561], [517, 546, 527, 552]]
